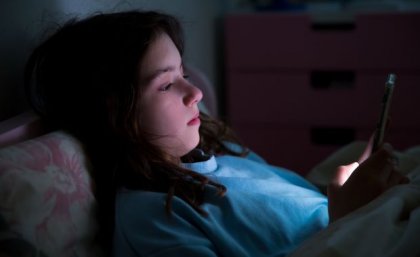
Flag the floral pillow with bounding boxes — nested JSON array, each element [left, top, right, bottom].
[[0, 131, 101, 257]]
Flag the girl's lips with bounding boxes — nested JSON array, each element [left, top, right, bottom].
[[187, 114, 200, 126]]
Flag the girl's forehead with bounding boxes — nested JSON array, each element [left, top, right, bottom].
[[139, 33, 182, 81]]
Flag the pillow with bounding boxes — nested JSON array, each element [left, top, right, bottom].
[[0, 131, 101, 257]]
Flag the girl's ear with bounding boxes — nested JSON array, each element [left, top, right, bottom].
[[184, 65, 217, 117]]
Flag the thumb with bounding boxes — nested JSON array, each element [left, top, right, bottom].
[[330, 162, 359, 187], [358, 135, 374, 163]]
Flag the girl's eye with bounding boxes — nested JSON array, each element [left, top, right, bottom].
[[160, 83, 173, 92], [159, 74, 189, 92]]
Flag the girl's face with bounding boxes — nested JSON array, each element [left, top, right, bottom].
[[137, 32, 203, 158]]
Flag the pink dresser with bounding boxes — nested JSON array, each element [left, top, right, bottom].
[[224, 12, 420, 174]]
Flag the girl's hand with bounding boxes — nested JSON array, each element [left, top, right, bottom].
[[327, 143, 409, 223], [357, 133, 374, 163], [358, 117, 392, 163]]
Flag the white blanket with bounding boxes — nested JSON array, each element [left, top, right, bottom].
[[288, 143, 420, 257]]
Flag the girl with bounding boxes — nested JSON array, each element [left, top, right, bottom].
[[24, 10, 408, 257]]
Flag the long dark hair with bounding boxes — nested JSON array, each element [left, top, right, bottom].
[[24, 10, 247, 251]]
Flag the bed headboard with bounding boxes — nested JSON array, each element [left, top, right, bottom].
[[0, 111, 46, 148]]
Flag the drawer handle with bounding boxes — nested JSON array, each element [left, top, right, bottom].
[[311, 70, 355, 89], [311, 22, 355, 31], [311, 127, 355, 145]]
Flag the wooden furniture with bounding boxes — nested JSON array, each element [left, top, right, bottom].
[[224, 11, 420, 174]]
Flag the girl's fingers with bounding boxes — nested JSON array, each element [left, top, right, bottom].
[[332, 162, 359, 187], [358, 134, 374, 163], [386, 170, 402, 187], [380, 162, 395, 185], [386, 166, 410, 186], [365, 144, 394, 175]]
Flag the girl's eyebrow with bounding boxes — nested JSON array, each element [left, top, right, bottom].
[[144, 63, 183, 83], [144, 66, 175, 83], [149, 66, 175, 80]]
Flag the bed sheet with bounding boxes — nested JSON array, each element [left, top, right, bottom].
[[288, 143, 420, 257]]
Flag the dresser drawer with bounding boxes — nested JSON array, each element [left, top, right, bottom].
[[225, 12, 420, 71], [235, 125, 420, 175], [228, 71, 420, 128], [234, 126, 359, 174]]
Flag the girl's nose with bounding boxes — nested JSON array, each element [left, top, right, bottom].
[[183, 81, 203, 107]]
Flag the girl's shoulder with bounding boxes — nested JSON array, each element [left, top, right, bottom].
[[222, 141, 267, 164]]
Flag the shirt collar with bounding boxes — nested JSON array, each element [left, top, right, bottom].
[[181, 155, 217, 174]]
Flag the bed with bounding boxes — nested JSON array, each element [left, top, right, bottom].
[[1, 72, 420, 257]]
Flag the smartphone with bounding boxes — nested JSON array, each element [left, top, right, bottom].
[[372, 73, 397, 153]]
